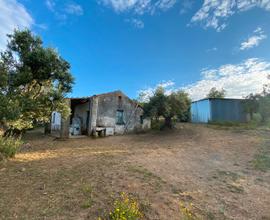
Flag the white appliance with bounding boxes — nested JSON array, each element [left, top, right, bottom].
[[70, 117, 81, 135]]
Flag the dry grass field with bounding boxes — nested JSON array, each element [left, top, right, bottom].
[[0, 124, 270, 220]]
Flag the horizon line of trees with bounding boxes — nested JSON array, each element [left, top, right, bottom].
[[244, 79, 270, 124], [138, 83, 270, 128]]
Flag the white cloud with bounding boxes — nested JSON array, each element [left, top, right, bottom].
[[180, 0, 194, 14], [0, 0, 34, 51], [191, 0, 270, 31], [98, 0, 270, 31], [65, 3, 84, 15], [240, 27, 267, 50], [45, 0, 55, 12], [99, 0, 150, 13], [155, 0, 177, 11], [99, 0, 178, 28], [125, 18, 144, 28], [206, 47, 218, 52], [99, 0, 177, 14], [185, 58, 269, 100], [161, 80, 175, 86], [138, 58, 270, 101], [138, 80, 175, 101], [46, 0, 83, 21]]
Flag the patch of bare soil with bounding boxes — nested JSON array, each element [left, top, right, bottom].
[[0, 124, 269, 220]]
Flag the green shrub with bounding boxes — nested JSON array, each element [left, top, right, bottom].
[[250, 113, 262, 125], [0, 136, 22, 160], [264, 118, 270, 128], [259, 95, 270, 123], [151, 119, 164, 130], [208, 121, 242, 127], [151, 118, 178, 130], [252, 154, 270, 172], [245, 113, 262, 129], [81, 184, 93, 209], [252, 137, 270, 171]]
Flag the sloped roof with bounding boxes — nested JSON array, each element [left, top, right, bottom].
[[92, 90, 124, 98], [69, 90, 142, 108]]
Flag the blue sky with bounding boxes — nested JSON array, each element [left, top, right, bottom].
[[1, 0, 270, 100]]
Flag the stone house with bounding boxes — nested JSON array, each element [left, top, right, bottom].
[[51, 91, 151, 138]]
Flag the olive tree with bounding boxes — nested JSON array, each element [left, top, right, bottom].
[[142, 87, 191, 128], [0, 29, 74, 136], [207, 87, 226, 98]]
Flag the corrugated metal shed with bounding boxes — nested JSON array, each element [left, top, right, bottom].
[[191, 98, 248, 123], [191, 99, 211, 123]]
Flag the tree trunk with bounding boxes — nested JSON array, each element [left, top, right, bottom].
[[164, 117, 172, 129], [0, 123, 7, 137], [250, 111, 253, 120], [44, 122, 51, 134]]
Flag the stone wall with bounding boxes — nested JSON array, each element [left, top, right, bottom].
[[94, 92, 145, 135]]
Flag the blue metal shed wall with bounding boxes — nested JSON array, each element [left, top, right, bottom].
[[191, 99, 211, 123], [210, 99, 247, 122]]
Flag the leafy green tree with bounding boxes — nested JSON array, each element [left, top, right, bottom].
[[207, 87, 226, 98], [244, 76, 270, 123], [244, 93, 260, 120], [262, 75, 270, 95], [143, 87, 191, 128], [170, 90, 191, 122], [259, 77, 270, 123], [259, 94, 270, 123], [0, 29, 74, 135]]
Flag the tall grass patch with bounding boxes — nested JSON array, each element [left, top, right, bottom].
[[252, 138, 270, 172], [0, 136, 22, 160]]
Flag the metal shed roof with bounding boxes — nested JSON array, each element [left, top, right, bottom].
[[192, 97, 245, 103]]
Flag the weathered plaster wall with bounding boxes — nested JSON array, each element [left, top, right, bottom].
[[142, 118, 151, 130], [95, 93, 145, 134], [89, 97, 98, 135], [96, 95, 116, 127]]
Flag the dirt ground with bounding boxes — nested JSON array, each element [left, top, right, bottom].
[[0, 124, 270, 220]]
